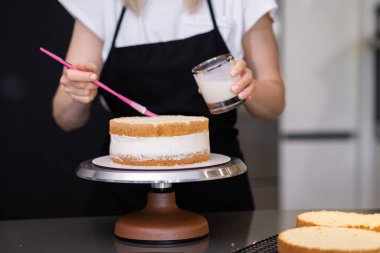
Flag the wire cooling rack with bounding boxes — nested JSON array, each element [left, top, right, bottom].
[[234, 235, 278, 253]]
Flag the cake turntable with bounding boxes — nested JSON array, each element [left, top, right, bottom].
[[76, 153, 247, 244]]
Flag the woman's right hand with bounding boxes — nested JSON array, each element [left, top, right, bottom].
[[60, 63, 99, 104]]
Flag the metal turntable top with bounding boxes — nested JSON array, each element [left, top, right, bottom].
[[76, 154, 246, 186]]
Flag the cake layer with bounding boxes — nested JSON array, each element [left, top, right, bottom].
[[110, 115, 208, 137], [111, 152, 209, 166], [278, 226, 380, 253], [297, 210, 380, 232]]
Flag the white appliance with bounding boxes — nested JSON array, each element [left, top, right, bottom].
[[279, 0, 380, 210]]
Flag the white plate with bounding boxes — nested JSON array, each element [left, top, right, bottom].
[[92, 153, 231, 170]]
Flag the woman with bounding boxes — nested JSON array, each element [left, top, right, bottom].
[[53, 0, 285, 214]]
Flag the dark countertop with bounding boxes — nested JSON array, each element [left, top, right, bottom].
[[0, 209, 305, 253]]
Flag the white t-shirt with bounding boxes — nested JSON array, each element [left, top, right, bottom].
[[58, 0, 277, 61]]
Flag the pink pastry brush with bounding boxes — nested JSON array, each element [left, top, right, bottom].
[[40, 47, 158, 117]]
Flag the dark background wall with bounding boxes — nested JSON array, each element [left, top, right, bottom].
[[0, 1, 111, 219]]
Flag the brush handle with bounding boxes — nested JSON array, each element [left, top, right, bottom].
[[40, 47, 158, 117]]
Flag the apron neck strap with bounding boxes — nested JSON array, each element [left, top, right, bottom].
[[206, 0, 218, 29], [111, 7, 126, 48]]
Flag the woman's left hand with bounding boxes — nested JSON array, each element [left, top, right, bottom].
[[230, 59, 255, 100]]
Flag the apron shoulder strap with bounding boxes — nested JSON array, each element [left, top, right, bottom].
[[111, 7, 126, 48], [206, 0, 218, 29]]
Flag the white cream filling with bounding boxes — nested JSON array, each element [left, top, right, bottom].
[[110, 132, 210, 161]]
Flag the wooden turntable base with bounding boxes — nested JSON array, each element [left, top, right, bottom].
[[114, 190, 209, 243]]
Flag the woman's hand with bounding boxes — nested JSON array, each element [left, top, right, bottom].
[[230, 59, 255, 100], [60, 63, 99, 104]]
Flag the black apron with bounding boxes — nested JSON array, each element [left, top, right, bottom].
[[87, 0, 254, 214]]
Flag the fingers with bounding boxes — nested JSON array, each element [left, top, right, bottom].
[[232, 68, 252, 91], [59, 63, 100, 104], [69, 93, 97, 104], [76, 63, 98, 73], [239, 81, 255, 100], [63, 85, 98, 103], [230, 60, 246, 77], [231, 67, 254, 100], [64, 68, 97, 82], [64, 85, 97, 96], [60, 72, 98, 90]]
